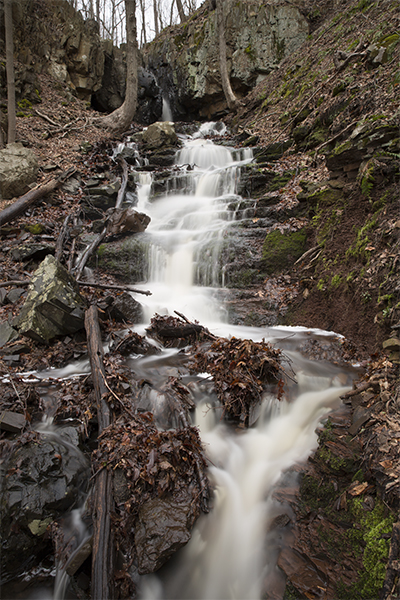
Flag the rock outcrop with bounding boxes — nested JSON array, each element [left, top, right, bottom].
[[15, 255, 87, 343], [143, 1, 309, 119]]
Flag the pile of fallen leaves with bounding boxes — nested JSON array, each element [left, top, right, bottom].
[[93, 411, 209, 515], [190, 337, 285, 426]]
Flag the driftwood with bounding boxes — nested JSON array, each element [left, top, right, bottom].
[[0, 168, 75, 227], [85, 305, 114, 600], [77, 280, 151, 296]]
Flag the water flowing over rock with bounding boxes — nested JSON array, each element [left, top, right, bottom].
[[135, 496, 194, 574], [15, 255, 87, 343], [143, 1, 309, 119], [0, 143, 38, 200]]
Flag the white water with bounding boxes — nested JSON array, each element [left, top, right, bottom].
[[134, 129, 253, 324], [128, 125, 354, 599]]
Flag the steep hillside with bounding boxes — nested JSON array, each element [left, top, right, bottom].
[[227, 0, 400, 356]]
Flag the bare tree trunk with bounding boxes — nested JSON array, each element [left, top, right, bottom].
[[139, 0, 147, 46], [169, 0, 176, 26], [100, 0, 138, 133], [215, 0, 239, 112], [176, 0, 186, 22], [153, 0, 159, 36], [4, 0, 16, 143]]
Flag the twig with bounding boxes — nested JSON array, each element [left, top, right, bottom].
[[34, 109, 59, 127], [100, 374, 136, 420]]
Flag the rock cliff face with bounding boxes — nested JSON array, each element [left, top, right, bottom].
[[3, 0, 308, 122], [143, 1, 309, 120]]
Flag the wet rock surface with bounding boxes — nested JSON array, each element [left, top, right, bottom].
[[0, 429, 90, 583], [135, 495, 194, 574]]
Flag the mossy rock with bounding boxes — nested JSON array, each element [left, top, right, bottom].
[[93, 237, 148, 283], [254, 140, 293, 163], [306, 185, 343, 207], [262, 229, 307, 274], [266, 170, 295, 192]]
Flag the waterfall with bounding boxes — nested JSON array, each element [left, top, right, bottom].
[[8, 124, 357, 600], [134, 130, 252, 324], [129, 126, 355, 599], [162, 97, 173, 122]]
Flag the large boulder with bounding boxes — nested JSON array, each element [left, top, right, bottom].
[[15, 255, 87, 343], [142, 121, 178, 149], [0, 143, 38, 199]]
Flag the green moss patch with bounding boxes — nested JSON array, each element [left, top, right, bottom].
[[262, 229, 307, 274]]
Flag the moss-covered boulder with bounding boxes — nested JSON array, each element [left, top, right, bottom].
[[15, 255, 87, 343], [262, 229, 307, 274], [95, 236, 148, 283]]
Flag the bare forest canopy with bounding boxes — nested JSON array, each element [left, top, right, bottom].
[[70, 0, 202, 46]]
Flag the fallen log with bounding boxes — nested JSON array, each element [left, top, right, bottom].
[[78, 280, 151, 296], [85, 305, 114, 600], [0, 168, 76, 227]]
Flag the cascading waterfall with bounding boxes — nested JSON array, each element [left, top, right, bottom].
[[134, 128, 253, 324], [128, 125, 355, 599], [9, 124, 357, 600]]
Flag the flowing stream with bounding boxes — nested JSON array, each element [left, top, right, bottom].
[[5, 124, 357, 600], [126, 124, 354, 599]]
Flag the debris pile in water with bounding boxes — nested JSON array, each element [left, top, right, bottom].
[[190, 336, 286, 426], [146, 312, 214, 348], [92, 410, 210, 590]]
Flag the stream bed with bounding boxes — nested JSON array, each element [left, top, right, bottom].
[[1, 123, 361, 600]]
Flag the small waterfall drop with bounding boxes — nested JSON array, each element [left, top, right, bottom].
[[135, 128, 252, 323], [128, 125, 355, 599], [162, 97, 173, 122]]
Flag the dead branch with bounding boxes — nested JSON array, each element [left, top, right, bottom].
[[85, 305, 114, 600], [0, 279, 30, 287], [77, 281, 151, 296], [73, 228, 107, 280], [34, 108, 59, 127]]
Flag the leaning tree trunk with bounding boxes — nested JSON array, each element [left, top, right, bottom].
[[215, 0, 239, 112], [176, 0, 186, 23], [4, 0, 16, 143], [100, 0, 138, 133]]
